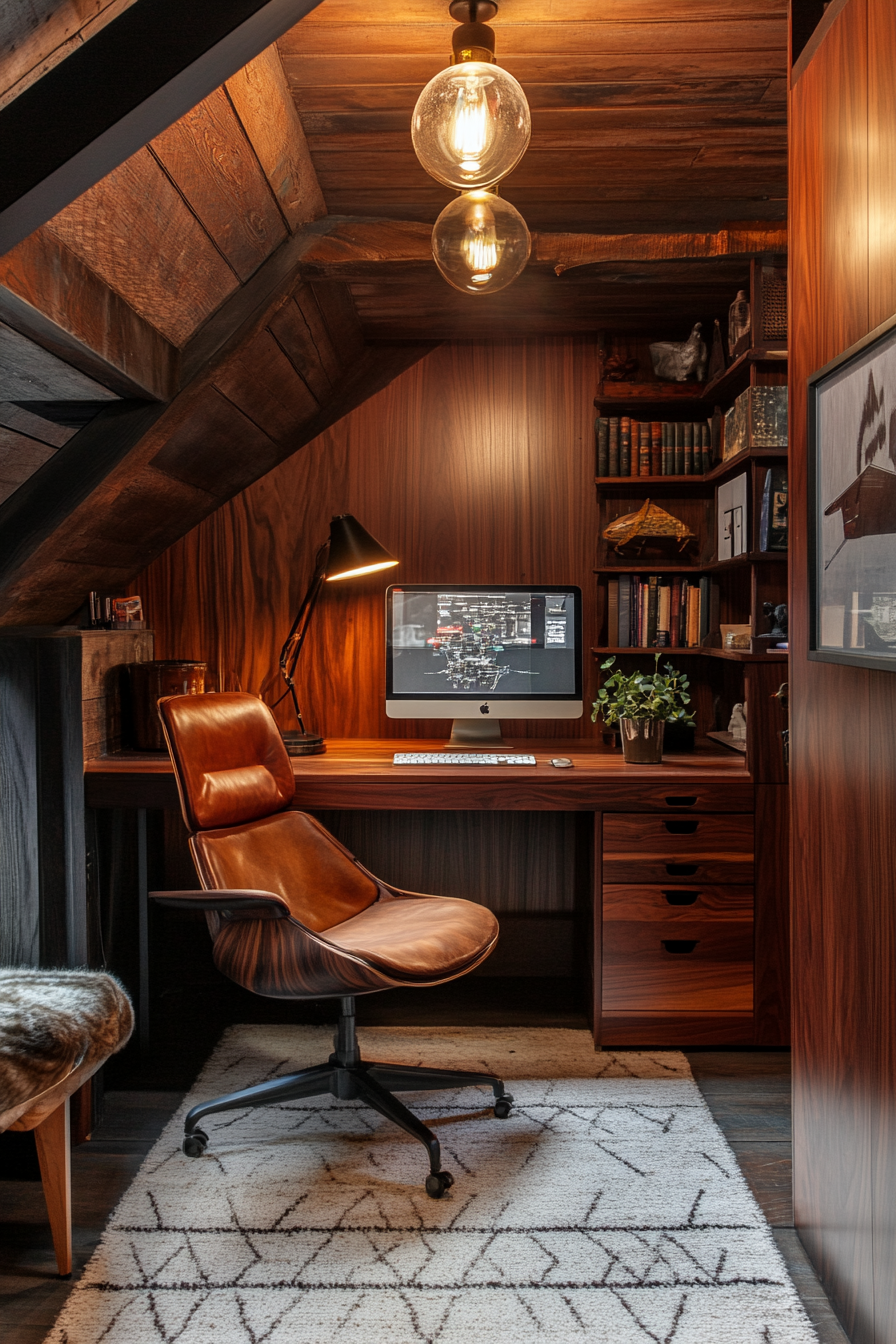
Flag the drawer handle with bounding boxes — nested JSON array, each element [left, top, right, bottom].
[[663, 890, 699, 906], [662, 939, 699, 954], [666, 863, 698, 877], [664, 819, 699, 835], [665, 795, 697, 807]]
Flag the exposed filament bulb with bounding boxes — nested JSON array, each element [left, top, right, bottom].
[[450, 76, 494, 172]]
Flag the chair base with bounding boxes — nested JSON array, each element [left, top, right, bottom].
[[181, 997, 513, 1197]]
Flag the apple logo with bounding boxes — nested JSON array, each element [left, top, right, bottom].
[[479, 703, 490, 715]]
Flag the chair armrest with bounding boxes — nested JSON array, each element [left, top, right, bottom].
[[149, 889, 290, 919]]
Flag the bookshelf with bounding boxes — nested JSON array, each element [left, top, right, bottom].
[[592, 260, 789, 771]]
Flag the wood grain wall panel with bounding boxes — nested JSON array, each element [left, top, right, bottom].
[[789, 2, 896, 1340], [134, 339, 602, 741], [225, 44, 327, 231], [44, 147, 240, 346], [149, 89, 287, 282]]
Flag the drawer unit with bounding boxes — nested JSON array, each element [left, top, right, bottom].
[[603, 883, 754, 922], [602, 813, 754, 885]]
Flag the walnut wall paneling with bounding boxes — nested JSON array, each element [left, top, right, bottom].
[[789, 2, 896, 1341], [134, 339, 602, 741]]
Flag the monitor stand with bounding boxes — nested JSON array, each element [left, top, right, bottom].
[[446, 717, 507, 749]]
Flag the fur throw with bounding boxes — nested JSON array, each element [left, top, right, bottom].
[[0, 968, 133, 1115]]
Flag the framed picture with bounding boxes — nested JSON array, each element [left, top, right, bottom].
[[809, 312, 896, 670]]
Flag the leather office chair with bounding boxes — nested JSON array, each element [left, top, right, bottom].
[[151, 692, 512, 1198]]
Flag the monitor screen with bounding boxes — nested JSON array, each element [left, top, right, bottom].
[[385, 585, 582, 711]]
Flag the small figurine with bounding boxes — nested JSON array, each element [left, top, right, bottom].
[[728, 289, 751, 357], [762, 601, 788, 639], [649, 323, 708, 383], [728, 703, 747, 741]]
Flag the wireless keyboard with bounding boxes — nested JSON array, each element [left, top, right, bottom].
[[392, 752, 538, 766]]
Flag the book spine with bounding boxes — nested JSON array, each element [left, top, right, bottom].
[[701, 421, 712, 474], [646, 574, 659, 647], [699, 575, 711, 644], [674, 422, 684, 475], [607, 577, 619, 646], [617, 575, 631, 647], [670, 576, 682, 647], [639, 422, 651, 476], [683, 421, 694, 475], [658, 584, 671, 644], [688, 584, 700, 646], [632, 577, 641, 646], [640, 582, 648, 646], [661, 423, 670, 476], [759, 468, 771, 550], [596, 417, 609, 476], [620, 417, 631, 476], [650, 421, 662, 476], [608, 417, 620, 476]]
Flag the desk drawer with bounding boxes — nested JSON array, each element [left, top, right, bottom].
[[602, 813, 754, 854], [603, 926, 754, 1013], [603, 884, 753, 922], [603, 855, 754, 884]]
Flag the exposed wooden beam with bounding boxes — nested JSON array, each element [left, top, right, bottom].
[[0, 0, 326, 255], [291, 218, 788, 276]]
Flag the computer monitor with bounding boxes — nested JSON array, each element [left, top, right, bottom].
[[385, 584, 583, 747]]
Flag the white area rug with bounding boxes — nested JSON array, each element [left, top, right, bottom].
[[47, 1027, 817, 1343]]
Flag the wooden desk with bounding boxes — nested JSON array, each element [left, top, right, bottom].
[[84, 740, 781, 1052], [84, 738, 752, 811]]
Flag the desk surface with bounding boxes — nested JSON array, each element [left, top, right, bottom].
[[85, 739, 752, 811]]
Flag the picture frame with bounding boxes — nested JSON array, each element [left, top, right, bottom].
[[808, 310, 896, 670]]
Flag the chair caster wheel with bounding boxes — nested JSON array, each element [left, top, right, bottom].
[[182, 1129, 208, 1157], [493, 1093, 514, 1119], [425, 1170, 454, 1199]]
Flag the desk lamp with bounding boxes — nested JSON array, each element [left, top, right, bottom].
[[277, 514, 398, 755]]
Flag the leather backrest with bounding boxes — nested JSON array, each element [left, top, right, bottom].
[[191, 811, 378, 931], [159, 693, 295, 832]]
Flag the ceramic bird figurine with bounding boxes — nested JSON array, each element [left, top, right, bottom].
[[649, 324, 708, 383]]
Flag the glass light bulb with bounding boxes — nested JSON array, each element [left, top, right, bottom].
[[412, 62, 530, 190], [431, 191, 531, 295]]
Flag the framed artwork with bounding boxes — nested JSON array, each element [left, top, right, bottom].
[[809, 312, 896, 670]]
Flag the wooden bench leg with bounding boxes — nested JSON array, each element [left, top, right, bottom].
[[34, 1097, 72, 1277]]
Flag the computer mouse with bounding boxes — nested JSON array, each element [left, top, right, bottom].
[[550, 757, 574, 768]]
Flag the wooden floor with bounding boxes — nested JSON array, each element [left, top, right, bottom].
[[0, 984, 850, 1343]]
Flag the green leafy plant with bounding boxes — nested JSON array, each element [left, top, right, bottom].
[[591, 655, 696, 728]]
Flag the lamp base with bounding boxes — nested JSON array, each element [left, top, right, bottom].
[[282, 731, 325, 756]]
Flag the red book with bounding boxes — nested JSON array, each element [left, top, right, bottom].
[[651, 422, 662, 476]]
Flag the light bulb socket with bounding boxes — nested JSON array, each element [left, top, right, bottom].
[[451, 22, 495, 63]]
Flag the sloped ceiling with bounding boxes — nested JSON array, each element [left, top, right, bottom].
[[0, 0, 787, 626]]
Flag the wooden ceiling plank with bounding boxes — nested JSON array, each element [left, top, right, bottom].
[[149, 87, 288, 282], [0, 227, 178, 400], [291, 80, 784, 113], [288, 20, 787, 59], [302, 107, 788, 137], [44, 146, 241, 346], [305, 127, 788, 154], [149, 385, 284, 496], [213, 326, 322, 439], [294, 0, 787, 23], [281, 52, 786, 87], [0, 0, 328, 256], [226, 43, 327, 230], [292, 283, 343, 383], [310, 278, 365, 363], [0, 320, 119, 401], [0, 402, 76, 448], [267, 296, 335, 401]]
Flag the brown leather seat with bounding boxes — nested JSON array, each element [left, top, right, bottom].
[[151, 692, 511, 1198]]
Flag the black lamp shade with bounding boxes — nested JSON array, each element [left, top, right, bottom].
[[325, 514, 399, 581]]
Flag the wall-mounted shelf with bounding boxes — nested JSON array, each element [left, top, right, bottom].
[[703, 347, 788, 405], [591, 646, 789, 663]]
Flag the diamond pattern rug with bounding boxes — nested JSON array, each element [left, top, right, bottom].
[[47, 1026, 817, 1342]]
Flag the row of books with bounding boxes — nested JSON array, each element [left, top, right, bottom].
[[596, 417, 714, 477], [606, 574, 718, 649]]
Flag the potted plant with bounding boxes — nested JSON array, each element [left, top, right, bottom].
[[591, 655, 695, 764]]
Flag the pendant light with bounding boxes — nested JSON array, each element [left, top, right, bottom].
[[412, 1, 531, 191], [431, 189, 530, 295]]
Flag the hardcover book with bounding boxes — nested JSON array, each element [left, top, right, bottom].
[[596, 417, 609, 476], [759, 466, 788, 551]]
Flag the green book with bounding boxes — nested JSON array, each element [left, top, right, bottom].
[[701, 422, 712, 474], [674, 422, 684, 475], [608, 417, 620, 475], [683, 421, 694, 475]]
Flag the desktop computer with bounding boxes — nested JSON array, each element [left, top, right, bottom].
[[385, 584, 582, 757]]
